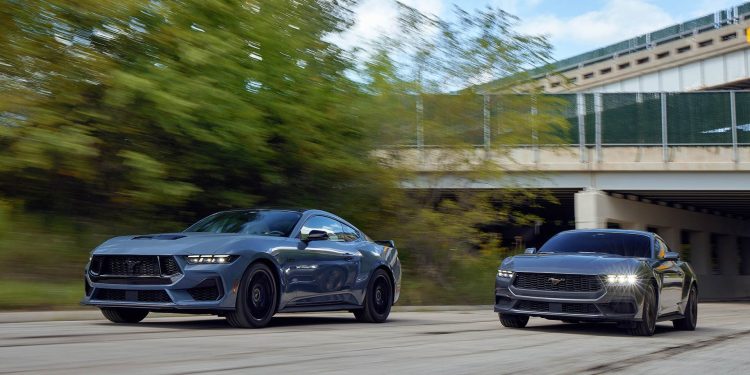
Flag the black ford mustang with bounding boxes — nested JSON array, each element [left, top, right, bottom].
[[494, 229, 698, 336]]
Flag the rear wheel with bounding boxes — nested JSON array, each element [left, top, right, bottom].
[[673, 285, 698, 331], [100, 308, 148, 323], [499, 313, 529, 328], [353, 269, 393, 323], [226, 263, 278, 328], [629, 284, 657, 336]]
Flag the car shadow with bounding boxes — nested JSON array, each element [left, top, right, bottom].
[[127, 314, 363, 330], [523, 321, 686, 337]]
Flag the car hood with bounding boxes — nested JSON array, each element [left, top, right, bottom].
[[502, 253, 646, 275], [92, 232, 287, 255]]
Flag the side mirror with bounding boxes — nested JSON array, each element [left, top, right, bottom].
[[664, 251, 680, 261], [305, 230, 329, 242], [524, 247, 537, 254]]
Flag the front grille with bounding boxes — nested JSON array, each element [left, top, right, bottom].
[[90, 255, 182, 277], [562, 303, 599, 314], [160, 256, 181, 276], [94, 288, 126, 301], [515, 300, 599, 315], [513, 273, 602, 292], [93, 288, 172, 303], [187, 279, 223, 301], [516, 300, 549, 312], [137, 290, 171, 303]]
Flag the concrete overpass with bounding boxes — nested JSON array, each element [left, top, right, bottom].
[[480, 3, 750, 93], [384, 89, 750, 299], [393, 145, 750, 299]]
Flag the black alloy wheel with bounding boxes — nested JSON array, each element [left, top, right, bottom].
[[673, 285, 698, 331], [629, 283, 657, 336], [101, 307, 149, 323], [226, 263, 278, 328], [499, 313, 529, 328], [353, 269, 393, 323]]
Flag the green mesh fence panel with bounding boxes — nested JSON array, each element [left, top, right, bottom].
[[375, 94, 417, 146], [681, 15, 714, 31], [734, 92, 750, 144], [601, 93, 662, 144], [667, 93, 732, 144], [422, 94, 483, 145], [551, 94, 578, 144], [489, 94, 534, 145], [584, 94, 596, 145]]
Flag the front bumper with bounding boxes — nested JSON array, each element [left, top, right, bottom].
[[82, 256, 247, 311], [494, 275, 645, 322]]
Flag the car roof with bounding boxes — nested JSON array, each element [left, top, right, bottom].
[[558, 229, 655, 238]]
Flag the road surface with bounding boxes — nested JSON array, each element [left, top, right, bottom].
[[1, 303, 749, 374]]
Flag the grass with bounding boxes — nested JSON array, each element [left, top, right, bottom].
[[0, 279, 82, 310]]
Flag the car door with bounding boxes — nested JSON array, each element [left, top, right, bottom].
[[284, 215, 360, 306], [653, 236, 684, 314]]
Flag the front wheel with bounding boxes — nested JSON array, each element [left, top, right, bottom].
[[673, 285, 698, 331], [629, 283, 657, 336], [499, 313, 529, 328], [226, 263, 278, 328], [353, 269, 393, 323], [101, 308, 148, 323]]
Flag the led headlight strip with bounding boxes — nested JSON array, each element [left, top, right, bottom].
[[606, 274, 638, 285], [186, 255, 236, 264], [497, 270, 514, 278]]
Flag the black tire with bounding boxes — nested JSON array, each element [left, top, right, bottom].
[[353, 269, 393, 323], [499, 313, 529, 328], [226, 263, 278, 328], [673, 285, 698, 331], [100, 308, 149, 323], [629, 283, 657, 336]]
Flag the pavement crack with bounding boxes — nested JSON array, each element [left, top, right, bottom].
[[582, 329, 750, 374]]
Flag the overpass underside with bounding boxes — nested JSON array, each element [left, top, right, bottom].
[[400, 145, 750, 300]]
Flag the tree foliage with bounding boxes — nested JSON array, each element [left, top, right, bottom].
[[0, 0, 567, 304]]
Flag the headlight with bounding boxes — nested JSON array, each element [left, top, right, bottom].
[[186, 255, 237, 264], [497, 270, 514, 278], [606, 274, 638, 285]]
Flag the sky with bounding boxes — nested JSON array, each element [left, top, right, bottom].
[[340, 0, 744, 61]]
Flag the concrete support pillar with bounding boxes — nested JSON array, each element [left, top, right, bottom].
[[627, 222, 647, 231], [574, 189, 607, 229], [690, 232, 712, 276], [740, 238, 750, 276], [717, 235, 739, 276], [660, 227, 681, 253]]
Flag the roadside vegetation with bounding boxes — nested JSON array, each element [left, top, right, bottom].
[[0, 0, 568, 309]]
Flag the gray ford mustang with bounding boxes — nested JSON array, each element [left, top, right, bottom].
[[82, 208, 401, 328], [494, 229, 698, 336]]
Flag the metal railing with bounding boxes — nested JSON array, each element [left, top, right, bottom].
[[391, 92, 750, 163]]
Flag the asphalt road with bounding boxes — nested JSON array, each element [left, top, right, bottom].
[[1, 303, 749, 374]]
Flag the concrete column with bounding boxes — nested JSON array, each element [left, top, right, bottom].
[[690, 231, 712, 276], [574, 189, 607, 229], [740, 238, 750, 276], [660, 227, 681, 253], [717, 235, 740, 276], [626, 222, 647, 231]]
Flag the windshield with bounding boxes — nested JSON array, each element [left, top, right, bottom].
[[539, 232, 651, 258], [185, 210, 301, 237]]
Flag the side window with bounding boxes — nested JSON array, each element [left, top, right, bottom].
[[655, 238, 668, 259], [338, 224, 360, 242], [300, 216, 343, 241]]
